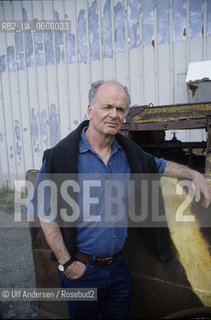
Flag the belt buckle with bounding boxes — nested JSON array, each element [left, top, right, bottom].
[[104, 256, 113, 264]]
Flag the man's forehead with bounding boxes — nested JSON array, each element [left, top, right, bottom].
[[97, 81, 122, 91], [95, 82, 128, 101]]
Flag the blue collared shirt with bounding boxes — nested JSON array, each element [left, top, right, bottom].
[[26, 127, 167, 257], [76, 127, 131, 257]]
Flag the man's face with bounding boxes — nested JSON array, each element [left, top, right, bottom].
[[88, 82, 128, 137]]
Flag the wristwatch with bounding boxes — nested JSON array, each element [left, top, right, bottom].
[[58, 256, 76, 272]]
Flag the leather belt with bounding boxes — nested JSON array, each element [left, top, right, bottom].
[[75, 251, 119, 267]]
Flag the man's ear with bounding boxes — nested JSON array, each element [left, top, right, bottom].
[[87, 104, 93, 119]]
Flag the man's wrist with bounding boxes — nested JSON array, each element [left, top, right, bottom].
[[179, 166, 198, 181], [58, 256, 76, 272], [189, 169, 200, 181], [58, 256, 71, 265]]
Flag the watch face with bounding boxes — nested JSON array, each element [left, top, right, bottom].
[[58, 264, 64, 272]]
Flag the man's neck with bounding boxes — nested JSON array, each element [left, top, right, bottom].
[[85, 127, 114, 151]]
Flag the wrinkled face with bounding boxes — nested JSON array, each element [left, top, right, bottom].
[[87, 82, 129, 137]]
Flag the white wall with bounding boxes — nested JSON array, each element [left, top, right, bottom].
[[0, 0, 211, 186]]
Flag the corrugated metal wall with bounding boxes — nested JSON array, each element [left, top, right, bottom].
[[0, 0, 211, 186]]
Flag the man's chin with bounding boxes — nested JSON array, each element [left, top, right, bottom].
[[105, 128, 119, 136]]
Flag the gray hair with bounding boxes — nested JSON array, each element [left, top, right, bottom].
[[88, 80, 131, 108]]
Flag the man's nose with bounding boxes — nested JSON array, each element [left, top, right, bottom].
[[110, 107, 118, 118]]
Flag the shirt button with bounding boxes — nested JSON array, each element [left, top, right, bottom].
[[108, 162, 111, 166], [112, 235, 116, 238]]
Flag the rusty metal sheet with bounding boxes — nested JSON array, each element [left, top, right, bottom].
[[127, 103, 211, 124], [128, 118, 208, 131]]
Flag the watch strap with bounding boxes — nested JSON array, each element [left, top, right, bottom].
[[63, 256, 76, 270], [60, 256, 76, 271]]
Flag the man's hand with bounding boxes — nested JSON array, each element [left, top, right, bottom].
[[164, 161, 211, 208], [64, 261, 87, 280], [192, 171, 211, 208]]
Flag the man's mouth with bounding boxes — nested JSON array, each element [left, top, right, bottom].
[[106, 122, 118, 127]]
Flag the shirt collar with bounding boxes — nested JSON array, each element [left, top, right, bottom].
[[79, 126, 122, 154]]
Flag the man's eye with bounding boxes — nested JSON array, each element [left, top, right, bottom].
[[102, 105, 126, 113], [102, 105, 110, 109], [117, 107, 125, 113]]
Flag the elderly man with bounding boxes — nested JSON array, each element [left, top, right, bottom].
[[29, 80, 210, 319]]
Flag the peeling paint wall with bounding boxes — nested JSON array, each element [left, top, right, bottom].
[[189, 0, 203, 39], [114, 2, 126, 53], [142, 0, 154, 46], [77, 9, 87, 63], [208, 0, 211, 36], [102, 0, 113, 58], [173, 0, 186, 42], [157, 0, 169, 44], [88, 0, 100, 60], [0, 0, 211, 185]]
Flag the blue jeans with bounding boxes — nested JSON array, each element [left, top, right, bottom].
[[59, 253, 133, 319]]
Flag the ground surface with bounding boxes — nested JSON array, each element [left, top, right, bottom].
[[0, 208, 37, 319]]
